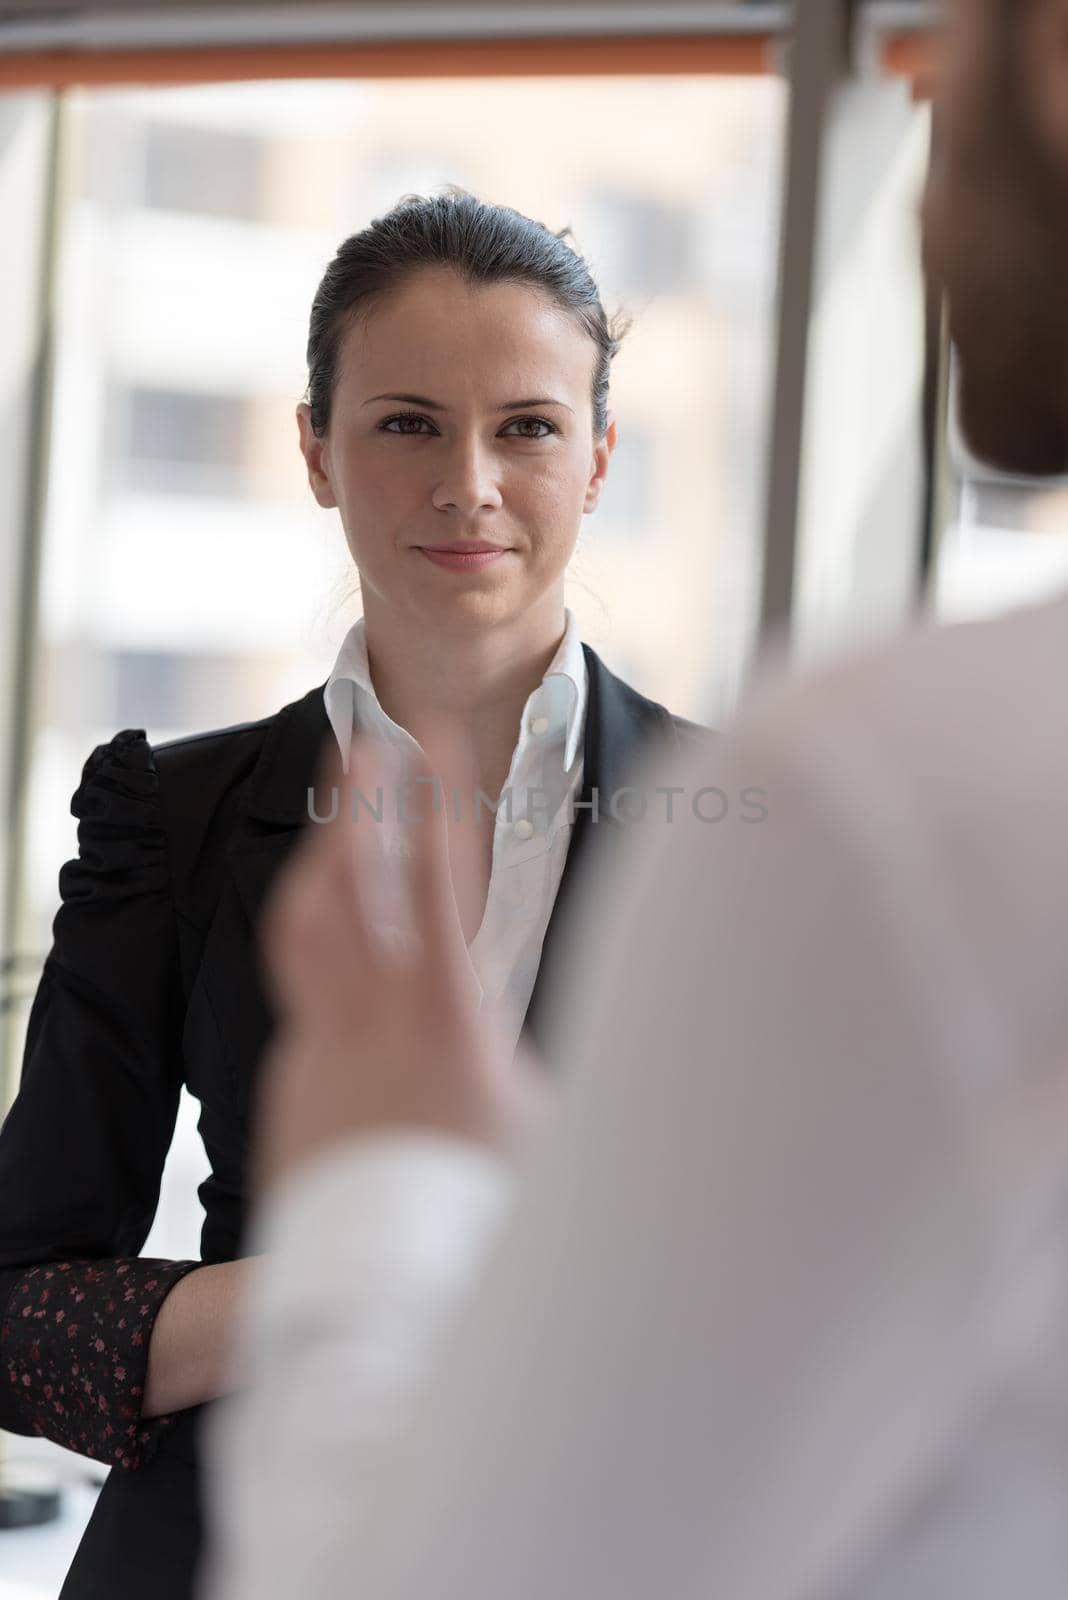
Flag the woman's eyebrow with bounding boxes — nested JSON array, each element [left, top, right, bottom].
[[362, 392, 444, 409], [499, 397, 574, 413], [362, 392, 573, 414]]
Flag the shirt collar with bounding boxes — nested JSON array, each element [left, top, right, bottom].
[[323, 616, 411, 768], [527, 608, 586, 774], [323, 610, 587, 774]]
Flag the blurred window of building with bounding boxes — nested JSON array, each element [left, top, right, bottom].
[[582, 189, 697, 297], [596, 425, 654, 536], [141, 119, 268, 219], [112, 384, 251, 496]]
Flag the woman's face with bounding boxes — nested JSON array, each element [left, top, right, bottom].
[[298, 267, 615, 637]]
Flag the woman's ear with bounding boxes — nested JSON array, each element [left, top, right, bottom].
[[583, 414, 618, 514], [297, 402, 338, 510]]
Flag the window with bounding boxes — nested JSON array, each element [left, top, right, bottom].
[[107, 648, 282, 738], [597, 427, 654, 535], [112, 384, 251, 496], [141, 119, 268, 220], [581, 190, 697, 298]]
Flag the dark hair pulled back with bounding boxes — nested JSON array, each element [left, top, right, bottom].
[[305, 187, 627, 439]]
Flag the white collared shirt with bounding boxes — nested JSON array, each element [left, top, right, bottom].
[[321, 610, 587, 1060]]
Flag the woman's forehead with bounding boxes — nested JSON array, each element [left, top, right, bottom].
[[338, 275, 595, 398], [364, 270, 575, 344]]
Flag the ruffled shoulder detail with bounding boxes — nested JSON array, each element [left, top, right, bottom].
[[60, 729, 170, 902]]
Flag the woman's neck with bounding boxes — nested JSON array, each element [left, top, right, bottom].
[[361, 592, 568, 797]]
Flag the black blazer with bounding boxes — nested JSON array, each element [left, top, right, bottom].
[[0, 645, 699, 1600]]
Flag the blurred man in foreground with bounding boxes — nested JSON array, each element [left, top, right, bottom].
[[204, 2, 1068, 1595]]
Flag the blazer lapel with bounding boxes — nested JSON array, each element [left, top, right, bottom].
[[213, 660, 677, 1079], [521, 646, 677, 1055], [203, 686, 334, 1100], [226, 682, 335, 937]]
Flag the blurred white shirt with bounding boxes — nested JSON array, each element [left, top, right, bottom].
[[322, 609, 586, 1058], [205, 590, 1068, 1600]]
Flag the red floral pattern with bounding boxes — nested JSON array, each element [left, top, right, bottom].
[[1, 1256, 198, 1469]]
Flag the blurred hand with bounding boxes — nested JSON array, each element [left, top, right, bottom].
[[250, 732, 538, 1196]]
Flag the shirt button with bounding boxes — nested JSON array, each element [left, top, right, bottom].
[[513, 818, 535, 841], [529, 715, 550, 736]]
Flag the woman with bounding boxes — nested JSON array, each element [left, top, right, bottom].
[[0, 189, 699, 1599]]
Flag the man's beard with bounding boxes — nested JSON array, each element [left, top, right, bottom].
[[927, 2, 1068, 479], [954, 317, 1068, 479], [939, 156, 1068, 477]]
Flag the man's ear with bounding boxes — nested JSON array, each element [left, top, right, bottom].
[[297, 402, 338, 510], [1022, 0, 1068, 170], [583, 414, 618, 514]]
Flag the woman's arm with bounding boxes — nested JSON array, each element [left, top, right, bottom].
[[142, 1259, 256, 1418], [0, 730, 199, 1468]]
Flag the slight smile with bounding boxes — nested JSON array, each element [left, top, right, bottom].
[[417, 541, 512, 572]]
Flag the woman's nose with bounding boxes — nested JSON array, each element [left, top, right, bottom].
[[431, 437, 504, 516]]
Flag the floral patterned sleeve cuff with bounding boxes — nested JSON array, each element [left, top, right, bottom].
[[2, 1257, 201, 1470]]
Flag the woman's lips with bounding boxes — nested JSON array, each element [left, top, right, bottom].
[[419, 546, 510, 572]]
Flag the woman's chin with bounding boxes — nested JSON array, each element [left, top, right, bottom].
[[408, 585, 524, 635]]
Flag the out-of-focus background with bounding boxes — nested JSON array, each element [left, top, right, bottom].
[[2, 2, 1066, 1592]]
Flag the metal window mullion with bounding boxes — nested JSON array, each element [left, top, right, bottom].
[[1, 94, 64, 1116], [759, 0, 853, 639]]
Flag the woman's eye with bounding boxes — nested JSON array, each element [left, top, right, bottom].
[[502, 416, 555, 439], [378, 413, 555, 439], [380, 413, 435, 435]]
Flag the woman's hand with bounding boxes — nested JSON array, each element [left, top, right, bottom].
[[251, 734, 533, 1196]]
